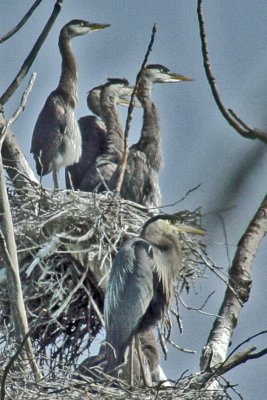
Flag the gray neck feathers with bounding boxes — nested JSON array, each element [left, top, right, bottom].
[[57, 31, 78, 106]]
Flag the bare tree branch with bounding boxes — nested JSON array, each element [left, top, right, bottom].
[[200, 193, 267, 372], [0, 71, 39, 190], [197, 0, 267, 143], [0, 0, 63, 106], [0, 0, 43, 44], [0, 76, 42, 382], [113, 24, 157, 194], [0, 73, 37, 145]]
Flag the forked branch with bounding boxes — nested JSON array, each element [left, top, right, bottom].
[[200, 193, 267, 381], [197, 0, 267, 144]]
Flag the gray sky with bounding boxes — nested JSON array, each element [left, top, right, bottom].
[[1, 1, 267, 398]]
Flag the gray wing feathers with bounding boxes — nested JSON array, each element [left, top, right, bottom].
[[31, 94, 67, 174], [104, 238, 155, 354]]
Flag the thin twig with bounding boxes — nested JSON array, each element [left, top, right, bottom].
[[114, 24, 157, 194], [159, 184, 201, 210], [226, 330, 267, 361], [0, 73, 37, 145], [0, 0, 63, 105], [197, 0, 267, 143], [0, 0, 43, 44]]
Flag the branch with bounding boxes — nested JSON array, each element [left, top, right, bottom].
[[0, 78, 42, 382], [200, 193, 267, 371], [0, 74, 39, 188], [0, 0, 63, 105], [0, 0, 43, 44], [0, 73, 37, 145], [197, 0, 267, 144], [113, 24, 157, 194]]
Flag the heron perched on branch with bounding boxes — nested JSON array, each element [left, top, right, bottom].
[[104, 214, 205, 381], [31, 19, 110, 189], [79, 78, 134, 192], [119, 64, 193, 210]]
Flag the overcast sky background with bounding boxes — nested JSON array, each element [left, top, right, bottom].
[[1, 1, 267, 398]]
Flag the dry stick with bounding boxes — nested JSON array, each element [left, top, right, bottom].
[[198, 193, 267, 388], [114, 24, 157, 194], [0, 0, 63, 106], [0, 74, 42, 382], [0, 0, 43, 44], [197, 0, 267, 143]]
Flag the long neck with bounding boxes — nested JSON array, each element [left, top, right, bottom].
[[141, 225, 181, 304], [136, 78, 162, 170], [100, 89, 124, 162], [57, 31, 78, 106]]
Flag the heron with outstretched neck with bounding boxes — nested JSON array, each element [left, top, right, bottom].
[[104, 214, 205, 383], [118, 64, 193, 211], [79, 78, 134, 192], [31, 19, 110, 189]]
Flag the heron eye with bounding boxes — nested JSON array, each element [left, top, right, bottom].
[[80, 22, 84, 26]]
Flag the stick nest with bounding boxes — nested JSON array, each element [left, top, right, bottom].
[[0, 186, 206, 374]]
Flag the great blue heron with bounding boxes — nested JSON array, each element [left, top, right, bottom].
[[65, 84, 107, 189], [31, 19, 110, 189], [104, 214, 205, 379], [79, 78, 133, 192], [118, 64, 193, 210], [65, 79, 133, 190]]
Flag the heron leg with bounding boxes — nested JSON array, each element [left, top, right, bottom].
[[129, 336, 135, 386], [52, 168, 60, 190], [136, 334, 151, 387]]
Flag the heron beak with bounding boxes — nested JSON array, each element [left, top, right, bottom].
[[171, 222, 206, 236], [118, 86, 142, 108], [167, 72, 194, 82], [119, 96, 142, 108], [88, 23, 111, 31]]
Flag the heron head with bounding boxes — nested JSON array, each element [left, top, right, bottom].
[[141, 214, 206, 237], [87, 84, 103, 116], [101, 78, 136, 105], [140, 64, 193, 84], [63, 20, 110, 38], [106, 78, 133, 96], [87, 79, 140, 114]]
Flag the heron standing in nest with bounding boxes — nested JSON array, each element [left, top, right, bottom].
[[65, 84, 107, 190], [104, 214, 205, 385], [66, 79, 134, 190], [79, 78, 134, 192], [118, 64, 193, 211], [31, 19, 110, 189]]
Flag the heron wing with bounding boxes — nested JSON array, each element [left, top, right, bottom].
[[31, 92, 68, 175], [65, 116, 106, 189], [120, 148, 161, 208], [104, 237, 155, 357]]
